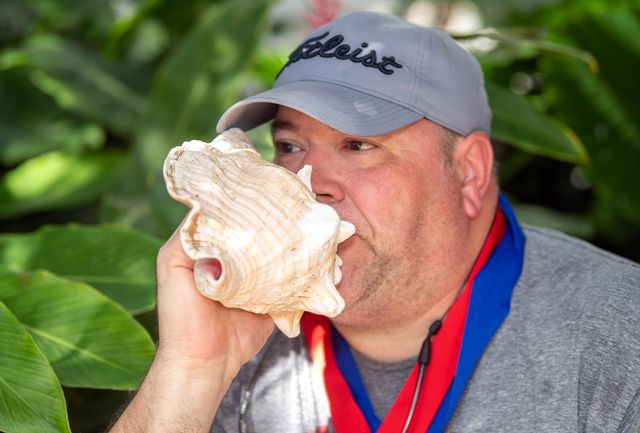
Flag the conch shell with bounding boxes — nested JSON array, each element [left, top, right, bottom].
[[163, 128, 355, 337]]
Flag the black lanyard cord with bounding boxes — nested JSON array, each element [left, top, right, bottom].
[[240, 319, 445, 433], [400, 319, 443, 433]]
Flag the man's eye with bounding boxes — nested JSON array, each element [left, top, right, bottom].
[[347, 141, 375, 151], [275, 142, 301, 154]]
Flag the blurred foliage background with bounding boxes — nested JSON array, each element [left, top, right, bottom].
[[0, 0, 638, 432]]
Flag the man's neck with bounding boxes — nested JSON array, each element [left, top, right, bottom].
[[332, 283, 464, 363], [333, 190, 500, 364]]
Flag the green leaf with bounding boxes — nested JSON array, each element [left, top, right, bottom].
[[135, 0, 273, 173], [0, 33, 148, 134], [562, 9, 640, 146], [539, 7, 640, 224], [0, 70, 105, 165], [0, 270, 156, 390], [512, 201, 595, 239], [103, 0, 167, 58], [545, 57, 640, 223], [124, 18, 171, 63], [469, 0, 566, 26], [0, 150, 125, 220], [249, 47, 286, 88], [0, 0, 35, 44], [0, 119, 104, 166], [23, 0, 116, 36], [0, 299, 71, 433], [0, 224, 161, 313], [460, 27, 598, 72], [488, 83, 589, 164]]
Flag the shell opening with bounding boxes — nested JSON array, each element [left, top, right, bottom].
[[199, 258, 222, 281]]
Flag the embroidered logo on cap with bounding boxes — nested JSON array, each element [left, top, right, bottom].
[[278, 31, 403, 77]]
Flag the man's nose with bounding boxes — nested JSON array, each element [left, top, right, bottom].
[[299, 145, 344, 205]]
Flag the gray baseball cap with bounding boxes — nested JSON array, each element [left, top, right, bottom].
[[217, 11, 491, 137]]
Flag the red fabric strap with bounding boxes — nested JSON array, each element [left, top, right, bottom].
[[302, 208, 506, 433]]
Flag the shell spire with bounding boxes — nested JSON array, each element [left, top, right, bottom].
[[163, 128, 355, 337]]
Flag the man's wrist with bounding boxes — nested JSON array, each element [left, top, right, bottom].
[[108, 349, 238, 433], [153, 347, 241, 386]]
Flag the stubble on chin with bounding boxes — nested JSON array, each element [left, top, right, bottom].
[[333, 214, 431, 330], [333, 242, 406, 329]]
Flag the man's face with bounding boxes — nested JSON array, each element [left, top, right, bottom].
[[272, 107, 471, 330]]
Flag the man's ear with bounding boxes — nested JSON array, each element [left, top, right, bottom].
[[453, 131, 494, 219]]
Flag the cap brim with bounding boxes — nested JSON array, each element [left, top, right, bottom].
[[216, 80, 423, 136]]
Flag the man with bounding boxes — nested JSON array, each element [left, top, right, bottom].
[[110, 11, 640, 433]]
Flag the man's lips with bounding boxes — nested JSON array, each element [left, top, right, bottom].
[[337, 232, 359, 254]]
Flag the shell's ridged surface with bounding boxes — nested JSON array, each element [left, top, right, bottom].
[[163, 128, 355, 337]]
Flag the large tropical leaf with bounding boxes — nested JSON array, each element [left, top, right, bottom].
[[463, 27, 597, 71], [135, 0, 273, 173], [545, 58, 640, 224], [102, 0, 168, 58], [0, 0, 34, 44], [0, 119, 104, 166], [488, 82, 589, 164], [0, 70, 105, 165], [0, 33, 148, 135], [22, 0, 116, 36], [0, 224, 161, 313], [541, 6, 640, 225], [562, 7, 640, 148], [0, 150, 125, 219], [0, 269, 155, 389], [0, 299, 71, 433]]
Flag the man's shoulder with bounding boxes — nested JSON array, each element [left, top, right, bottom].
[[520, 224, 639, 302], [451, 224, 640, 432], [515, 223, 640, 343], [522, 224, 639, 277]]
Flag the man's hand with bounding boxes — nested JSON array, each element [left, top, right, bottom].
[[155, 225, 275, 371], [108, 224, 275, 433]]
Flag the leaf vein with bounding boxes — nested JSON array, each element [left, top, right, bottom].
[[25, 326, 132, 373]]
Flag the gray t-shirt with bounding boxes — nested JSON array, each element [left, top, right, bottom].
[[352, 349, 414, 421], [212, 225, 640, 432]]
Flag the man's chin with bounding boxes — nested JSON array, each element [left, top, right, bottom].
[[329, 301, 368, 329], [334, 277, 362, 315], [336, 239, 369, 287]]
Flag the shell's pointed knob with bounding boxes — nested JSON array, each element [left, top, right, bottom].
[[296, 164, 313, 191], [338, 221, 356, 243]]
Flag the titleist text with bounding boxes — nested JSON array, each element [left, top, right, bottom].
[[279, 32, 403, 76]]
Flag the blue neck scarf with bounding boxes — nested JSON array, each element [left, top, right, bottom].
[[329, 194, 525, 433]]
